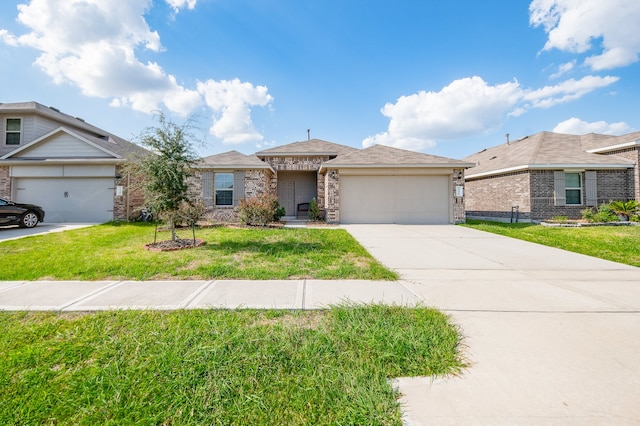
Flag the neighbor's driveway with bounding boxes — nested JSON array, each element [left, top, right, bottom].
[[342, 224, 640, 425], [0, 223, 96, 242]]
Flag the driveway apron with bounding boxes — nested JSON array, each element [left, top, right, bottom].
[[342, 224, 640, 425]]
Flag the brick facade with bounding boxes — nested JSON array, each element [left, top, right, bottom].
[[466, 171, 532, 221], [467, 168, 636, 221], [189, 169, 274, 223], [324, 170, 339, 223], [602, 147, 640, 202], [112, 165, 146, 221], [451, 168, 467, 223], [260, 155, 328, 209], [0, 166, 9, 198]]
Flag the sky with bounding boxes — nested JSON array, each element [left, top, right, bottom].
[[1, 0, 639, 160]]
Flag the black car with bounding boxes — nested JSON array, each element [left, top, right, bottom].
[[0, 197, 45, 228]]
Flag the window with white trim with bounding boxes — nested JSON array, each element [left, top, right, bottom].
[[215, 173, 234, 206], [5, 118, 21, 145], [565, 172, 582, 205]]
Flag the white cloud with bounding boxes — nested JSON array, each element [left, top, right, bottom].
[[0, 0, 201, 116], [363, 74, 618, 151], [530, 0, 640, 70], [197, 79, 273, 144], [553, 117, 633, 135], [549, 60, 575, 79], [166, 0, 197, 13], [522, 75, 619, 109]]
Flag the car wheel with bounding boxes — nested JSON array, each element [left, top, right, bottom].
[[20, 211, 40, 228]]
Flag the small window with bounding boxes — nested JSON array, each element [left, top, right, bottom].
[[5, 118, 21, 145], [565, 172, 582, 205], [215, 173, 233, 206]]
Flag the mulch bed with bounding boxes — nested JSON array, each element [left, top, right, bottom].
[[144, 238, 206, 252]]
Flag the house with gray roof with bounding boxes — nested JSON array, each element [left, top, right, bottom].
[[463, 131, 639, 221], [194, 139, 473, 224], [0, 101, 147, 222]]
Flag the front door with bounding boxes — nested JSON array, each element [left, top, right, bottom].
[[278, 181, 295, 216]]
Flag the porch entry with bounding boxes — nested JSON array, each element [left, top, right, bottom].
[[277, 171, 317, 217]]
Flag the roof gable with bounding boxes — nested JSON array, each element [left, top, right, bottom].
[[255, 139, 358, 156], [322, 144, 474, 168], [1, 127, 118, 160], [198, 150, 273, 171]]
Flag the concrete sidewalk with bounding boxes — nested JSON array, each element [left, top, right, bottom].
[[0, 279, 420, 311], [342, 225, 640, 425]]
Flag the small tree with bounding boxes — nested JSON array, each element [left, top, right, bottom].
[[129, 112, 200, 241]]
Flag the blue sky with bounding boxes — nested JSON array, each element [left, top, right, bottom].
[[1, 0, 639, 160]]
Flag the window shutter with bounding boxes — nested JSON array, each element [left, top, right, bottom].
[[233, 171, 245, 205], [553, 171, 566, 206], [202, 171, 213, 207], [585, 171, 597, 206]]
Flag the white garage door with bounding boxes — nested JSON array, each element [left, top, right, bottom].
[[340, 175, 450, 224], [14, 178, 114, 223]]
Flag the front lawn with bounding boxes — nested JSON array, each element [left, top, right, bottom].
[[0, 306, 465, 425], [0, 223, 397, 280], [463, 220, 640, 267]]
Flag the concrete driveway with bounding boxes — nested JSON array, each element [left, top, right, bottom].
[[342, 224, 640, 425], [0, 223, 97, 242]]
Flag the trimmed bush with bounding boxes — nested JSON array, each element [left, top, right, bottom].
[[238, 196, 282, 226]]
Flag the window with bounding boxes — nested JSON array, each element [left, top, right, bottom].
[[215, 173, 233, 206], [565, 172, 582, 205], [5, 118, 21, 145]]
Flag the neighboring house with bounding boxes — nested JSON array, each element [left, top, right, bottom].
[[193, 139, 473, 224], [0, 101, 146, 223], [463, 131, 639, 221]]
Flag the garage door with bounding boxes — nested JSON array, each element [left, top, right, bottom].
[[340, 175, 450, 224], [14, 178, 114, 223]]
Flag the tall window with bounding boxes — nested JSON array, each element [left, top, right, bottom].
[[565, 172, 582, 205], [215, 173, 233, 206], [5, 118, 21, 145]]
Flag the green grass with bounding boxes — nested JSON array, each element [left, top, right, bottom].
[[463, 220, 640, 267], [0, 223, 397, 280], [0, 306, 465, 425]]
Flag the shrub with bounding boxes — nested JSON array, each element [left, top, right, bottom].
[[581, 203, 619, 223], [238, 196, 281, 226], [308, 198, 322, 221], [609, 200, 639, 221]]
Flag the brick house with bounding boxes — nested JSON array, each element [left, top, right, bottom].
[[193, 139, 473, 224], [0, 101, 146, 222], [463, 131, 639, 221]]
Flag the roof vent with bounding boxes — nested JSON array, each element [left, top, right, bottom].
[[49, 106, 60, 112], [75, 117, 85, 122], [307, 129, 310, 141], [489, 156, 497, 160]]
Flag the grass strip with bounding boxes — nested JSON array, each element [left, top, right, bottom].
[[0, 306, 464, 425]]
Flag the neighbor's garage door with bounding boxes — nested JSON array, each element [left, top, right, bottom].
[[340, 175, 450, 224], [14, 178, 114, 223]]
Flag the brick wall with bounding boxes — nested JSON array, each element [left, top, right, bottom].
[[189, 169, 273, 223], [0, 166, 9, 198], [602, 147, 639, 202], [112, 165, 146, 221], [324, 170, 339, 223], [452, 168, 466, 223], [465, 171, 532, 220]]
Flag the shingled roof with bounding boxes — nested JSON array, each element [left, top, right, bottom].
[[255, 139, 358, 156], [320, 144, 474, 170], [464, 131, 636, 179], [197, 150, 273, 171]]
